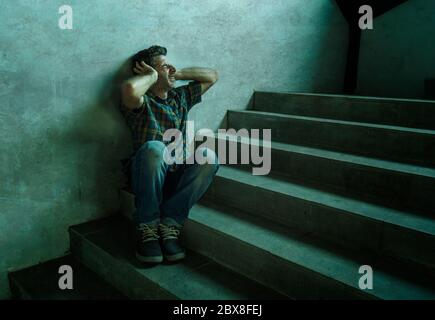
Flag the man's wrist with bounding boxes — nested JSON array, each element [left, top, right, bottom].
[[174, 70, 185, 80]]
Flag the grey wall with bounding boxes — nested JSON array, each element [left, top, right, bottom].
[[0, 0, 347, 299], [357, 0, 435, 99]]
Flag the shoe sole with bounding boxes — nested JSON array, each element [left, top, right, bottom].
[[164, 251, 186, 262], [135, 252, 163, 264]]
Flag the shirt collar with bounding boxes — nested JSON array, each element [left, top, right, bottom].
[[147, 89, 175, 102]]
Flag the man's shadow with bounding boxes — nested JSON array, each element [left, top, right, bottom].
[[101, 58, 136, 191], [56, 58, 135, 221]]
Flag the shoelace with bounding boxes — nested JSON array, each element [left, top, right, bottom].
[[137, 224, 159, 243], [159, 224, 180, 240]]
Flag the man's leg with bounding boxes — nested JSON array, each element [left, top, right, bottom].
[[160, 147, 220, 226], [158, 147, 220, 261], [131, 140, 169, 263], [131, 140, 169, 225]]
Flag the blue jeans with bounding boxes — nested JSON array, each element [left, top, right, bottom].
[[131, 140, 219, 227]]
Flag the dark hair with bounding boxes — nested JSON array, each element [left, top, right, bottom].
[[132, 45, 167, 72]]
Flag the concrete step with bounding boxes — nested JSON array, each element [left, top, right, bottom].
[[196, 132, 435, 216], [183, 200, 435, 300], [203, 166, 435, 271], [118, 192, 435, 299], [254, 91, 435, 130], [227, 110, 435, 167], [8, 255, 127, 300], [69, 216, 288, 300]]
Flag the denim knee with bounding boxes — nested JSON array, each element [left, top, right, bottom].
[[131, 141, 168, 178], [196, 147, 220, 175], [136, 140, 166, 161]]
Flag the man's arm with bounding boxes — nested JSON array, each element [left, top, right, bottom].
[[174, 67, 219, 95], [121, 61, 158, 110]]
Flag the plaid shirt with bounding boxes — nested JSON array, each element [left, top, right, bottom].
[[119, 80, 202, 173]]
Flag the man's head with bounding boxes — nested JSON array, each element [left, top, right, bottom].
[[132, 45, 177, 91]]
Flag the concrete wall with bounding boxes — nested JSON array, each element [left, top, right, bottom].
[[0, 0, 347, 299], [357, 0, 435, 99]]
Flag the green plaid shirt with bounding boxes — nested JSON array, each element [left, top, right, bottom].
[[119, 80, 202, 172]]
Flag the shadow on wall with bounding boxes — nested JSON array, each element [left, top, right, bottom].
[[95, 59, 134, 191], [356, 0, 435, 99], [52, 59, 134, 220], [82, 59, 133, 203], [0, 60, 135, 299]]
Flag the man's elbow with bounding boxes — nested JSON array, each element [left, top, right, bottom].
[[122, 81, 143, 101], [122, 81, 135, 97]]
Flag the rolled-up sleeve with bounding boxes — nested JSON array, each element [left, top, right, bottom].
[[174, 80, 202, 111], [119, 96, 147, 128]]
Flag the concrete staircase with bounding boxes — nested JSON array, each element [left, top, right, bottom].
[[179, 92, 435, 299], [10, 92, 435, 300], [8, 255, 127, 300], [115, 91, 435, 299]]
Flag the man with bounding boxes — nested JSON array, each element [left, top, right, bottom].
[[119, 45, 219, 264]]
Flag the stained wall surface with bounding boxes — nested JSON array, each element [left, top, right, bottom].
[[0, 0, 347, 298]]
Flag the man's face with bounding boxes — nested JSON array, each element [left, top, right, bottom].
[[152, 55, 177, 89]]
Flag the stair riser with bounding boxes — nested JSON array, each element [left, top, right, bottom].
[[196, 136, 435, 216], [69, 229, 177, 300], [227, 112, 435, 167], [182, 219, 373, 300], [205, 177, 435, 270], [8, 254, 128, 300], [269, 150, 435, 216], [254, 92, 435, 130], [8, 278, 32, 300]]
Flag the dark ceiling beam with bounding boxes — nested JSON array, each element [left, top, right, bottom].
[[335, 0, 409, 94]]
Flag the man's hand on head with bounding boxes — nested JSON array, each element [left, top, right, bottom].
[[122, 61, 159, 110], [133, 61, 158, 77]]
